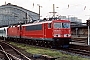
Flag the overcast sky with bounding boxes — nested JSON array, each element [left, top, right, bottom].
[[0, 0, 90, 23]]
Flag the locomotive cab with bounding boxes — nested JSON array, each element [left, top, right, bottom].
[[52, 20, 71, 48]]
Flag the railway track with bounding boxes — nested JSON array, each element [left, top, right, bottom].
[[59, 44, 90, 58], [0, 50, 10, 60], [66, 48, 90, 56], [0, 41, 57, 60], [0, 41, 31, 60]]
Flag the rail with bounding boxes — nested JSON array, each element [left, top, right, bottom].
[[0, 41, 31, 60]]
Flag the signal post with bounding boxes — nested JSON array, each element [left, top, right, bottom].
[[87, 20, 90, 45]]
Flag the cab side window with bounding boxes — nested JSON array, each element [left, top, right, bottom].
[[48, 23, 51, 28]]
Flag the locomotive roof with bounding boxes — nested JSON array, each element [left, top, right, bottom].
[[15, 19, 70, 27], [22, 20, 52, 26], [22, 19, 70, 26]]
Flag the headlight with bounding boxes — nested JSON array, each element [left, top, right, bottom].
[[64, 34, 67, 37], [54, 34, 60, 37], [68, 34, 71, 37], [64, 34, 71, 37]]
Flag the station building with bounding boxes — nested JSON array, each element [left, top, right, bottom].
[[0, 3, 39, 27], [71, 22, 88, 45]]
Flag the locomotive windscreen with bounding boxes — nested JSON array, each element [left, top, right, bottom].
[[62, 23, 70, 28], [54, 22, 70, 28], [54, 23, 62, 28]]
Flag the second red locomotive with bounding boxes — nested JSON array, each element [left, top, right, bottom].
[[7, 19, 71, 48]]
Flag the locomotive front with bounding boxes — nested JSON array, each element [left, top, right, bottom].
[[52, 20, 71, 48]]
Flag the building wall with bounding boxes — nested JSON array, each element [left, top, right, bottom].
[[0, 3, 39, 26], [71, 28, 88, 37]]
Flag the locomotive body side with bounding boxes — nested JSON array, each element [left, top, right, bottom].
[[22, 21, 53, 41], [7, 26, 20, 38]]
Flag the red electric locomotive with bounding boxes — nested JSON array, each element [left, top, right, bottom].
[[7, 19, 71, 48]]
